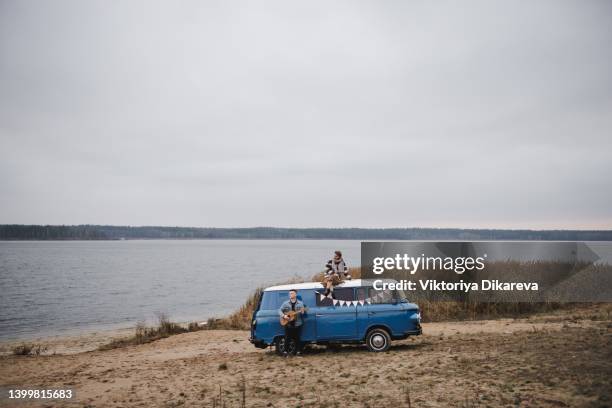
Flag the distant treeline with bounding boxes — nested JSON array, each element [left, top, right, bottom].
[[1, 225, 612, 241]]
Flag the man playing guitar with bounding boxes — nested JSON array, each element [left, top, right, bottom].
[[278, 289, 306, 356]]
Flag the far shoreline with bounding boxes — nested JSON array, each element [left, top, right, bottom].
[[2, 225, 612, 241]]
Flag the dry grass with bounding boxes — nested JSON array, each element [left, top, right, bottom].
[[12, 343, 48, 356], [417, 299, 583, 322], [99, 314, 203, 350], [204, 288, 264, 331]]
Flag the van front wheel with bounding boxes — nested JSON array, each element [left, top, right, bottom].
[[275, 336, 286, 355], [366, 328, 391, 352], [275, 336, 296, 356]]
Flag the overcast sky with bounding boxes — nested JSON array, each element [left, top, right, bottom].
[[1, 1, 611, 229]]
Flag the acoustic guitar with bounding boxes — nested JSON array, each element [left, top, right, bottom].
[[279, 307, 307, 326]]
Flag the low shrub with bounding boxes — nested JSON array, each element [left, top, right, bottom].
[[12, 343, 47, 356]]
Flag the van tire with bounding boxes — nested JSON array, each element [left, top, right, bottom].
[[275, 336, 297, 356], [366, 328, 391, 352], [275, 336, 286, 355]]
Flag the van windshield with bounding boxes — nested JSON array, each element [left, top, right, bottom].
[[259, 292, 278, 310]]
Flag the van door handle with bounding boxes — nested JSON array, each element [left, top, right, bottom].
[[315, 314, 323, 317], [368, 312, 377, 315]]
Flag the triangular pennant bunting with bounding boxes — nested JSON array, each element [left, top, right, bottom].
[[332, 299, 339, 305]]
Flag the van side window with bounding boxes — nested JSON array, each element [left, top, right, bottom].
[[260, 291, 303, 310], [277, 292, 289, 307], [316, 288, 354, 306], [334, 288, 354, 301], [368, 288, 398, 304]]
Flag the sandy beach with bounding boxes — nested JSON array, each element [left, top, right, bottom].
[[1, 304, 610, 407], [0, 327, 136, 357]]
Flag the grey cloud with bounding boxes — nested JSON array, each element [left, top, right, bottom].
[[1, 0, 611, 228]]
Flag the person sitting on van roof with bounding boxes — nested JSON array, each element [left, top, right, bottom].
[[278, 289, 305, 356], [322, 250, 351, 297]]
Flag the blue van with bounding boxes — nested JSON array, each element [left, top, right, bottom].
[[249, 279, 421, 353]]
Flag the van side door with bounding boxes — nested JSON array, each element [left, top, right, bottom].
[[298, 289, 316, 343], [355, 286, 370, 338], [314, 288, 357, 340]]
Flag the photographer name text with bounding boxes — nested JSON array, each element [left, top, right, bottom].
[[374, 279, 539, 292]]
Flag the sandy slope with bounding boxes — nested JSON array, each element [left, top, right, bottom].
[[1, 305, 611, 407], [0, 327, 136, 356]]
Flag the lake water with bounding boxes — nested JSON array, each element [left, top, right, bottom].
[[0, 240, 360, 341]]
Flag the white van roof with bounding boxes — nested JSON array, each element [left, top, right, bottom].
[[263, 279, 396, 292]]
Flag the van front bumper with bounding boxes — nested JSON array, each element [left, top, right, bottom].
[[406, 323, 422, 336], [391, 324, 422, 340]]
